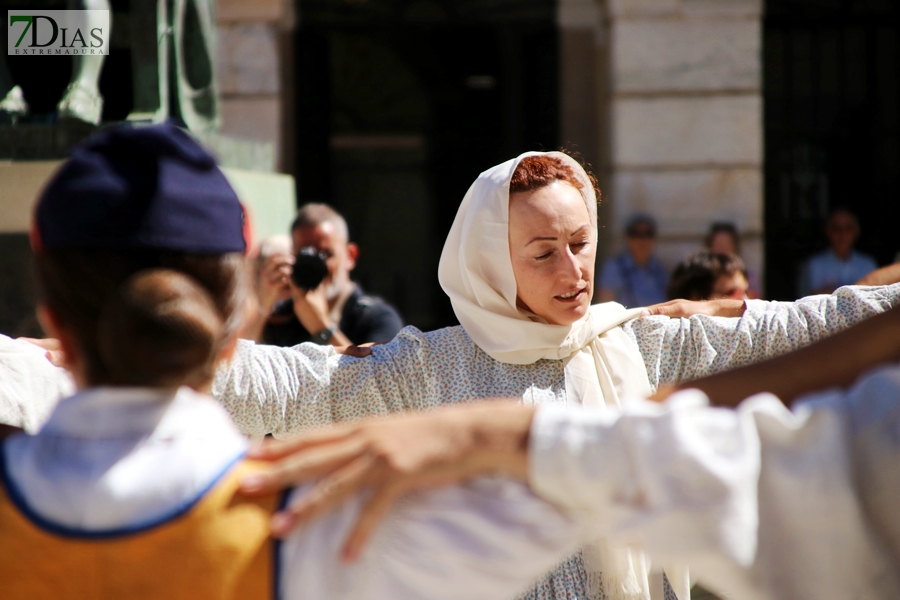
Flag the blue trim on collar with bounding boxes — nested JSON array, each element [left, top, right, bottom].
[[0, 441, 246, 539], [272, 487, 293, 600]]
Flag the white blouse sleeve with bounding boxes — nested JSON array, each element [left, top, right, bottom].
[[211, 326, 441, 438], [0, 335, 74, 433], [625, 283, 900, 388], [529, 395, 761, 570], [530, 386, 900, 600]]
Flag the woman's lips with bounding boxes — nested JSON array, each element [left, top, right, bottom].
[[554, 288, 586, 303]]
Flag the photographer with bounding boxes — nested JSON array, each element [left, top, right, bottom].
[[249, 203, 404, 347]]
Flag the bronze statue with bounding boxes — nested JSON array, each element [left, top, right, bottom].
[[1, 0, 219, 130]]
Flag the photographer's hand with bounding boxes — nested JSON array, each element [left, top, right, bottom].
[[291, 283, 353, 347]]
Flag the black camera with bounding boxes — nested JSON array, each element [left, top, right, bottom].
[[291, 246, 329, 290]]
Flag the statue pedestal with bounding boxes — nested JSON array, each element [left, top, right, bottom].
[[0, 122, 98, 160], [0, 161, 60, 336]]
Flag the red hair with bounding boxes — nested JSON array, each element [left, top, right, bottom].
[[509, 155, 600, 202]]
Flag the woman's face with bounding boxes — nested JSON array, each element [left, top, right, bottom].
[[508, 180, 595, 325]]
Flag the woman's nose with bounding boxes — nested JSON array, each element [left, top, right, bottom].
[[560, 246, 582, 280]]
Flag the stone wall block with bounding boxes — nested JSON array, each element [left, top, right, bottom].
[[220, 97, 281, 156], [609, 0, 761, 18], [611, 168, 762, 235], [607, 0, 680, 19], [613, 95, 761, 167], [217, 23, 280, 95], [216, 0, 284, 23], [681, 0, 762, 17], [614, 19, 760, 93]]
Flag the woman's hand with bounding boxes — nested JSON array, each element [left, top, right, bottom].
[[17, 337, 65, 367], [641, 298, 745, 319], [239, 402, 534, 561], [333, 342, 381, 358]]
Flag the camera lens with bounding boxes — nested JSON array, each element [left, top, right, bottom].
[[291, 247, 329, 289]]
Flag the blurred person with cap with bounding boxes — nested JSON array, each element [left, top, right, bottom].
[[597, 214, 668, 307], [0, 123, 287, 598], [799, 208, 877, 297], [1, 124, 472, 600]]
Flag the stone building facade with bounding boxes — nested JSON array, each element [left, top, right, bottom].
[[559, 0, 764, 288]]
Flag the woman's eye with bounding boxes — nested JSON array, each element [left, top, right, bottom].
[[535, 251, 553, 261], [571, 242, 589, 252]]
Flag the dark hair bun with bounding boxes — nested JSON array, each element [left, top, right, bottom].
[[97, 269, 223, 388]]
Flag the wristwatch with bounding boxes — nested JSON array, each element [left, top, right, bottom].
[[312, 326, 335, 345]]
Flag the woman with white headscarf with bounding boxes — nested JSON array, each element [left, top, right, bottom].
[[214, 151, 900, 600]]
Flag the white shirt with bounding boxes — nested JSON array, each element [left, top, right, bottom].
[[0, 334, 73, 433]]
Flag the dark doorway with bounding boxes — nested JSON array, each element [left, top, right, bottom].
[[295, 0, 558, 330], [764, 0, 900, 299]]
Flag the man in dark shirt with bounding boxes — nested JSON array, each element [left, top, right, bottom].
[[250, 203, 404, 347]]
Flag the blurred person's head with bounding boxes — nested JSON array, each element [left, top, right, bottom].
[[258, 234, 292, 258], [705, 222, 741, 256], [507, 154, 599, 326], [624, 214, 657, 267], [32, 124, 250, 391], [291, 204, 359, 301], [825, 208, 860, 260], [256, 234, 293, 303], [667, 251, 748, 301]]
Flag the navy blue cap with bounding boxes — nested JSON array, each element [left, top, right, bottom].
[[34, 123, 246, 254]]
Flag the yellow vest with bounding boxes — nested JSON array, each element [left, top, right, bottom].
[[0, 460, 278, 600]]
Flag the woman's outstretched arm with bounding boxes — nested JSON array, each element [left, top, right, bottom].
[[658, 304, 900, 408], [627, 283, 900, 389], [211, 327, 440, 438]]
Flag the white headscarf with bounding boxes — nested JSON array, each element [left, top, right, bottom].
[[438, 151, 689, 600]]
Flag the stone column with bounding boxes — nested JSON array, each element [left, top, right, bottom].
[[605, 0, 763, 288], [216, 0, 294, 173], [557, 0, 615, 261]]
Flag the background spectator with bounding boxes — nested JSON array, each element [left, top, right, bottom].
[[252, 234, 294, 320], [704, 221, 760, 298], [667, 251, 749, 301], [598, 214, 668, 307], [799, 208, 877, 296], [252, 203, 404, 347]]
